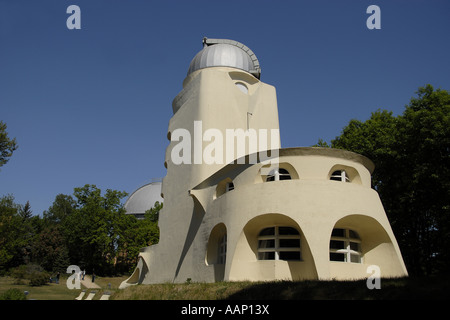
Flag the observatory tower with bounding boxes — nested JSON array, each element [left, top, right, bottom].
[[120, 38, 407, 288]]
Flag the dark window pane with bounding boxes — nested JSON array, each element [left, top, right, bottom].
[[331, 228, 345, 237], [279, 251, 301, 261], [266, 175, 275, 182], [350, 242, 360, 251], [350, 254, 361, 263], [330, 240, 345, 249], [278, 227, 299, 235], [330, 252, 346, 262], [259, 227, 275, 236], [258, 239, 275, 249], [258, 252, 275, 260], [280, 239, 300, 248], [330, 170, 342, 181]]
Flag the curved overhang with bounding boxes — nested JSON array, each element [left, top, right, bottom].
[[279, 147, 375, 174], [192, 147, 375, 191]]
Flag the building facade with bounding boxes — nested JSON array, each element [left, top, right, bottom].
[[120, 38, 407, 288]]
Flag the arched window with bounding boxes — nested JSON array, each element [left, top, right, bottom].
[[257, 226, 301, 261], [235, 82, 248, 94], [215, 178, 234, 198], [329, 228, 362, 263], [330, 170, 350, 182], [218, 234, 227, 264], [206, 224, 227, 266], [266, 168, 291, 182]]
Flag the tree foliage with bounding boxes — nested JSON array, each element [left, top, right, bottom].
[[1, 185, 162, 276], [0, 121, 18, 169], [325, 84, 450, 275], [0, 195, 33, 271]]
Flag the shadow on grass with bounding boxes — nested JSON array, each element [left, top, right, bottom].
[[225, 275, 450, 300]]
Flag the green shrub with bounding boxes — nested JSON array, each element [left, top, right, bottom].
[[9, 265, 28, 284], [29, 271, 50, 286], [8, 264, 50, 286], [0, 288, 27, 300]]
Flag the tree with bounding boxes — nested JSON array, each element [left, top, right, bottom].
[[63, 184, 128, 275], [115, 201, 162, 273], [0, 121, 18, 169], [19, 201, 32, 220], [43, 194, 76, 225], [0, 195, 32, 270], [145, 201, 163, 223], [32, 224, 69, 273], [323, 84, 450, 275], [141, 201, 162, 245]]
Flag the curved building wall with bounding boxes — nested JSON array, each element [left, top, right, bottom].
[[187, 148, 407, 282], [125, 148, 407, 285]]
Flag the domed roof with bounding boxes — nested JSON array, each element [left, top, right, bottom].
[[124, 181, 163, 216], [187, 38, 261, 79]]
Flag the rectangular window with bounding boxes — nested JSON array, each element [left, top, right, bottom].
[[280, 239, 300, 248], [258, 239, 275, 249], [258, 252, 275, 260], [259, 227, 275, 236], [330, 252, 346, 262], [329, 228, 363, 264], [258, 226, 301, 261], [278, 227, 300, 235], [226, 182, 234, 192], [350, 242, 360, 251], [330, 240, 345, 249], [279, 251, 301, 261], [331, 228, 345, 237]]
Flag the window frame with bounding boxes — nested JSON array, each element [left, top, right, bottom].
[[329, 228, 362, 263], [330, 170, 350, 182], [266, 168, 292, 182], [218, 234, 227, 264], [226, 182, 234, 192], [257, 226, 301, 261]]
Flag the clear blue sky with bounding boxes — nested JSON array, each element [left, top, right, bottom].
[[1, 0, 449, 216]]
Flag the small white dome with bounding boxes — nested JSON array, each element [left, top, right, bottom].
[[187, 38, 261, 79], [124, 181, 163, 217]]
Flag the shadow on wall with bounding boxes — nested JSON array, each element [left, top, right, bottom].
[[120, 255, 149, 288], [174, 197, 206, 281]]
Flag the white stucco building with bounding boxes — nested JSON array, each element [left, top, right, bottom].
[[120, 38, 407, 288]]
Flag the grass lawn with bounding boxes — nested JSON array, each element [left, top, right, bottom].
[[0, 275, 128, 300], [111, 275, 450, 300], [2, 274, 449, 300]]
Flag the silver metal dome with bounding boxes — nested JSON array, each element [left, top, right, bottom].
[[124, 180, 163, 219], [187, 38, 261, 79]]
